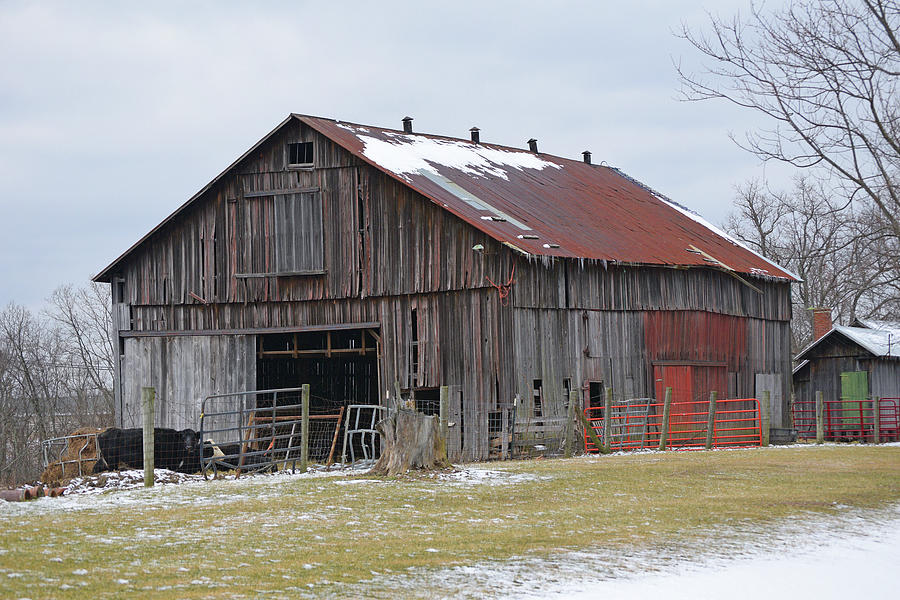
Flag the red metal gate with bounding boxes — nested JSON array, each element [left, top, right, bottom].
[[584, 397, 761, 452], [792, 398, 900, 442]]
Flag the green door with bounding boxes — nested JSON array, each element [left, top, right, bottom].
[[840, 371, 868, 437]]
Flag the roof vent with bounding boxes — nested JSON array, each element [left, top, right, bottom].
[[402, 116, 413, 134], [470, 127, 480, 143], [582, 151, 592, 165], [527, 138, 538, 153]]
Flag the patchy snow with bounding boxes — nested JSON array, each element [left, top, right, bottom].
[[348, 503, 900, 599], [336, 123, 562, 181], [0, 463, 370, 516], [437, 467, 545, 486]]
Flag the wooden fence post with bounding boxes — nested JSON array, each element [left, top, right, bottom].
[[393, 380, 402, 410], [761, 390, 771, 447], [565, 390, 577, 458], [439, 385, 449, 441], [576, 408, 604, 454], [603, 388, 613, 454], [815, 391, 824, 444], [141, 387, 155, 488], [300, 384, 310, 473], [705, 390, 718, 450], [658, 387, 673, 451], [873, 396, 881, 444]]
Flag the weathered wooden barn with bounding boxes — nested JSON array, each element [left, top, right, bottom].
[[793, 319, 900, 407], [94, 114, 795, 461]]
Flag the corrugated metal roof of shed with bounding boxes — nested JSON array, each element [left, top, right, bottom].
[[301, 116, 796, 280]]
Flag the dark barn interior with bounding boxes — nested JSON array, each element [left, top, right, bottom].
[[256, 328, 379, 413]]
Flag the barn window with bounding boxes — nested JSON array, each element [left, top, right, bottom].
[[533, 379, 543, 418], [288, 142, 314, 167], [273, 192, 324, 274], [409, 308, 419, 387]]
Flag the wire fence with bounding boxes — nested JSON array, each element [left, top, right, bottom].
[[199, 388, 345, 477]]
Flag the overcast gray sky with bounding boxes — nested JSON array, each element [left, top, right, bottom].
[[0, 0, 794, 308]]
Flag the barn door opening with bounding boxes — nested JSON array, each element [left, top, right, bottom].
[[255, 328, 380, 460], [256, 328, 380, 409]]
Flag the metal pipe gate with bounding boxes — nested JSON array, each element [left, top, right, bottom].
[[793, 397, 900, 442], [584, 397, 762, 452]]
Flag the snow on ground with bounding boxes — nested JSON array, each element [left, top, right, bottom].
[[348, 503, 900, 599], [547, 520, 900, 599], [0, 462, 535, 516], [0, 462, 374, 516]]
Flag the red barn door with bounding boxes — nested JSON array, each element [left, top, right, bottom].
[[655, 364, 726, 444]]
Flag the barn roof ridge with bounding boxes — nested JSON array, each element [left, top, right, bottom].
[[95, 113, 797, 283]]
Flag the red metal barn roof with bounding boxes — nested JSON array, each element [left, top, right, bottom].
[[301, 116, 795, 280], [95, 114, 796, 282]]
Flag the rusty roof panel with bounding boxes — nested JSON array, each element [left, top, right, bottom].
[[301, 116, 795, 280]]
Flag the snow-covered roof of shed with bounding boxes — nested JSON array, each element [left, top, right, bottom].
[[854, 318, 900, 332], [834, 325, 900, 358], [796, 323, 900, 362]]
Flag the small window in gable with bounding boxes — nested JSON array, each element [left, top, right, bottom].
[[288, 142, 314, 166]]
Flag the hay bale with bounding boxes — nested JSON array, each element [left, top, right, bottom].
[[61, 428, 104, 461], [40, 427, 106, 486]]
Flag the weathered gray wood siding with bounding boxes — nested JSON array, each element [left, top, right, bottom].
[[106, 117, 793, 459], [510, 309, 792, 428], [868, 360, 900, 400], [119, 335, 255, 430]]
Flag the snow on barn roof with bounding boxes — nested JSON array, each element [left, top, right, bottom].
[[95, 114, 797, 282]]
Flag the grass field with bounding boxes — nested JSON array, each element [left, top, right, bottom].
[[2, 445, 899, 599]]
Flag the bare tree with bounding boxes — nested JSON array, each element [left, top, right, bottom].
[[0, 284, 115, 485], [678, 0, 900, 237], [726, 175, 900, 350], [47, 282, 115, 417]]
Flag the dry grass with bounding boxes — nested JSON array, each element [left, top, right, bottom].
[[1, 445, 899, 599]]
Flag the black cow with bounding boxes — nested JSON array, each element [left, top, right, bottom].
[[94, 428, 202, 474]]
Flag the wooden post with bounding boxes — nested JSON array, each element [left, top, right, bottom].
[[439, 386, 449, 442], [300, 384, 310, 473], [658, 387, 673, 451], [705, 390, 718, 450], [564, 390, 577, 458], [873, 396, 881, 444], [815, 391, 824, 444], [602, 388, 613, 454], [761, 390, 771, 447], [393, 380, 403, 410], [141, 387, 155, 488], [576, 408, 604, 454]]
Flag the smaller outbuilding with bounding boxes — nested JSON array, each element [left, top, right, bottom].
[[793, 313, 900, 441]]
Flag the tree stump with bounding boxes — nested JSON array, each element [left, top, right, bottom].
[[371, 409, 450, 476]]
